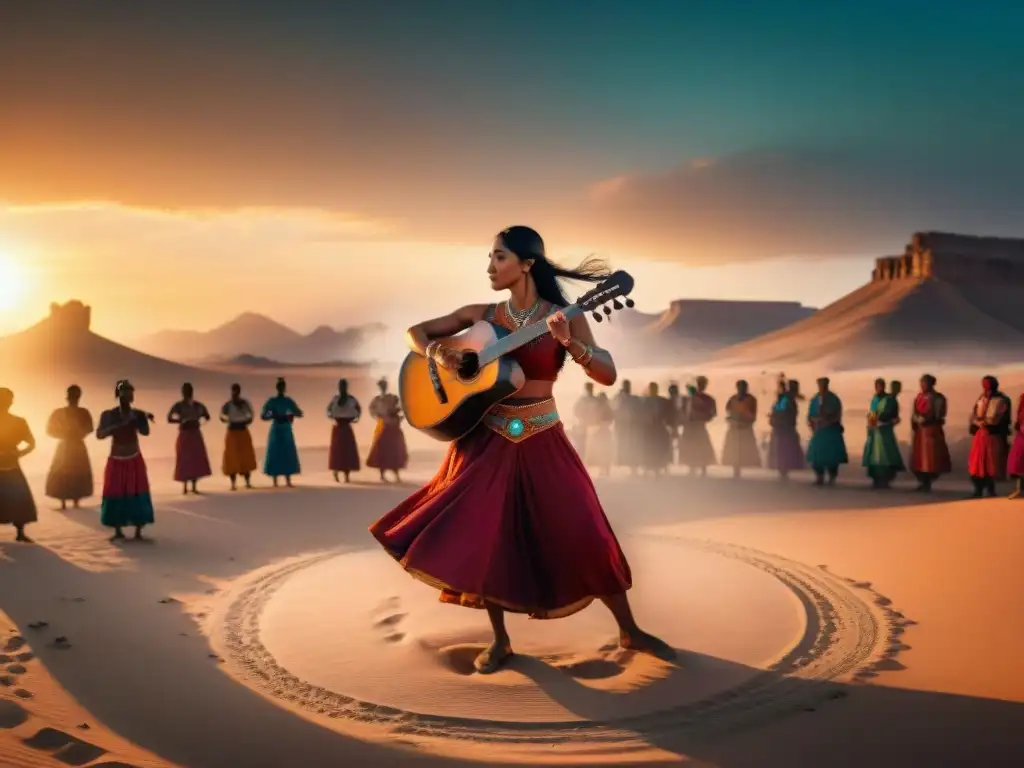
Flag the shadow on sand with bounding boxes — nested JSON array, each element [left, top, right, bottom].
[[0, 475, 1020, 766]]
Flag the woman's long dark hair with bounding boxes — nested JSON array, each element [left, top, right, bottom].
[[498, 226, 609, 307]]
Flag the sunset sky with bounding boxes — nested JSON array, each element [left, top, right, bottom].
[[1, 1, 1023, 339]]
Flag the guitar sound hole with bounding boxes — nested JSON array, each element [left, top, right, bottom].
[[457, 351, 480, 380]]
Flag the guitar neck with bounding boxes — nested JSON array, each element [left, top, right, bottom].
[[477, 305, 583, 366]]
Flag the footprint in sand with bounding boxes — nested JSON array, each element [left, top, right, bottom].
[[2, 636, 26, 653], [371, 598, 407, 643], [13, 689, 32, 699], [7, 664, 26, 675], [559, 658, 626, 680], [0, 676, 15, 687], [23, 726, 108, 765], [0, 699, 29, 729]]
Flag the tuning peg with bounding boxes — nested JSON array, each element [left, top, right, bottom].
[[592, 311, 603, 322], [612, 299, 623, 310], [625, 298, 635, 308], [603, 305, 612, 315]]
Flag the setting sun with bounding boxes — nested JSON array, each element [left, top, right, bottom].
[[0, 252, 28, 310]]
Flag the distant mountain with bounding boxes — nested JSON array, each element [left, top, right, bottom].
[[135, 312, 301, 361], [135, 313, 389, 364], [713, 277, 1024, 370], [606, 299, 816, 365], [2, 300, 227, 388], [216, 354, 374, 369]]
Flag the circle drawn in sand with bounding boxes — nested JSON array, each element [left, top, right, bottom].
[[219, 537, 912, 755]]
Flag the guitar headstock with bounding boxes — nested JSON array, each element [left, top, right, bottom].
[[575, 270, 635, 323]]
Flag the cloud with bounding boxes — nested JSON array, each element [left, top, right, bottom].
[[579, 147, 1024, 263], [0, 200, 395, 243]]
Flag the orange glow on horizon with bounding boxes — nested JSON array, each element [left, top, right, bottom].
[[0, 248, 30, 312]]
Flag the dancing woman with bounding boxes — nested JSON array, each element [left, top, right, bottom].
[[96, 380, 155, 542], [261, 377, 303, 487], [220, 383, 257, 490], [168, 382, 213, 495], [45, 385, 94, 509], [327, 378, 361, 483], [369, 225, 673, 674], [0, 388, 37, 542]]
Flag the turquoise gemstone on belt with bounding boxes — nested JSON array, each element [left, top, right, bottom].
[[507, 418, 525, 437]]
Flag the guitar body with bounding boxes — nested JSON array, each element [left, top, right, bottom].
[[398, 321, 527, 442]]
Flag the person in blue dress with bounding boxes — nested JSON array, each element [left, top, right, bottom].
[[806, 377, 848, 486], [862, 378, 906, 488], [261, 377, 303, 487]]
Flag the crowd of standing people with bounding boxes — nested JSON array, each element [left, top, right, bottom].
[[0, 376, 409, 543], [570, 373, 1024, 499], [4, 369, 1024, 545]]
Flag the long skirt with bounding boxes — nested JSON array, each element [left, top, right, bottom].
[[768, 427, 804, 472], [911, 425, 952, 476], [969, 429, 1008, 480], [862, 426, 905, 479], [722, 424, 762, 468], [642, 425, 673, 470], [806, 425, 849, 469], [45, 438, 94, 501], [367, 420, 408, 471], [369, 421, 632, 619], [614, 425, 641, 467], [587, 426, 615, 470], [329, 420, 361, 473], [174, 429, 212, 482], [1008, 432, 1024, 478], [100, 454, 155, 528], [0, 465, 37, 526], [223, 428, 258, 476], [569, 425, 588, 457], [264, 422, 301, 477], [678, 423, 718, 467]]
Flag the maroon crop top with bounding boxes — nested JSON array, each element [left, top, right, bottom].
[[486, 303, 566, 382]]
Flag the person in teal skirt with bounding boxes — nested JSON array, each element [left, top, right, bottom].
[[97, 380, 156, 542], [862, 378, 906, 488], [261, 377, 303, 487], [806, 377, 848, 486]]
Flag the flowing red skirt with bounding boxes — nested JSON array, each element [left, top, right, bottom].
[[369, 422, 632, 619], [911, 425, 952, 475], [968, 429, 1008, 480], [174, 429, 212, 482], [103, 453, 151, 498], [329, 420, 361, 472], [1007, 432, 1024, 478]]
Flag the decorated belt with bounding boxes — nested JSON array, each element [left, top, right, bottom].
[[484, 398, 560, 443]]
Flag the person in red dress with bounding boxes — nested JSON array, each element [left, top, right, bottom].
[[369, 225, 673, 674], [1005, 391, 1024, 499], [967, 375, 1012, 498], [909, 374, 952, 492]]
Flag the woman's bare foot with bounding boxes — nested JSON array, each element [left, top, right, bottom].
[[620, 629, 677, 661], [473, 641, 513, 674], [15, 530, 33, 544], [109, 529, 126, 542]]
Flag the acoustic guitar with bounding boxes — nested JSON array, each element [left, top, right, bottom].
[[399, 271, 635, 442]]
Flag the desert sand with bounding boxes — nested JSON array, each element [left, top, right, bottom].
[[3, 356, 1024, 767]]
